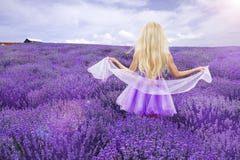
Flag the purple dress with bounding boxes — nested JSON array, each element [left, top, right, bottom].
[[116, 70, 177, 117]]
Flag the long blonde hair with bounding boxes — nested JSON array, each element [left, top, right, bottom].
[[134, 22, 170, 79]]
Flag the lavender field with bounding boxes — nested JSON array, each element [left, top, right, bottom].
[[0, 43, 240, 160]]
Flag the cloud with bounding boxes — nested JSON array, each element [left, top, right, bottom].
[[65, 32, 120, 45], [93, 33, 119, 44], [177, 33, 204, 39], [0, 0, 239, 46], [166, 32, 204, 45], [118, 30, 136, 41], [65, 39, 97, 44], [168, 37, 177, 43], [95, 0, 149, 7]]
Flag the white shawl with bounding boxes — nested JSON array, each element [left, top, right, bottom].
[[88, 57, 212, 95]]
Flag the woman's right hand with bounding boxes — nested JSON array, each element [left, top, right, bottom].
[[196, 66, 205, 72]]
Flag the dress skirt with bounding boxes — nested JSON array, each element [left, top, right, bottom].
[[116, 85, 177, 117]]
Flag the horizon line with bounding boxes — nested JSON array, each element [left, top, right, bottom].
[[0, 41, 239, 48]]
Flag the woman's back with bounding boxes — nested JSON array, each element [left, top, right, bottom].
[[136, 65, 169, 80]]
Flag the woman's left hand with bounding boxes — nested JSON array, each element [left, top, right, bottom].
[[109, 57, 118, 63], [108, 57, 128, 70]]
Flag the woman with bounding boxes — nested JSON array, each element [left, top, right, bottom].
[[108, 22, 204, 118]]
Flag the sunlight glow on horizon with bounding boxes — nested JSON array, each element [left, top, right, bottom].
[[231, 0, 240, 7]]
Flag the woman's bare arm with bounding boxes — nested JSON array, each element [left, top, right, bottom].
[[109, 57, 128, 70], [109, 53, 138, 71], [168, 54, 203, 78], [129, 53, 138, 71]]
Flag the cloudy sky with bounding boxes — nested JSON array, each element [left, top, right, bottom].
[[0, 0, 239, 46]]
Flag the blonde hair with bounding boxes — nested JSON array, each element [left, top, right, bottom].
[[134, 22, 170, 79]]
